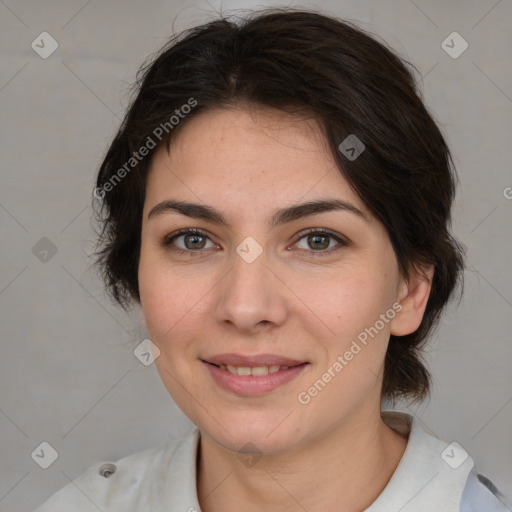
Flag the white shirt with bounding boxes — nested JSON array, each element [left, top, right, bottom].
[[33, 411, 510, 511]]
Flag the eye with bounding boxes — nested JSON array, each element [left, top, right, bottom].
[[293, 228, 348, 256], [161, 228, 217, 257]]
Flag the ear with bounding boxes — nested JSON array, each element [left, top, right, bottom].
[[390, 264, 434, 336]]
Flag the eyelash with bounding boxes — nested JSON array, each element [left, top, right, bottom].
[[161, 228, 348, 258]]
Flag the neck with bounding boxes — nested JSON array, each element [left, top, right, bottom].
[[196, 409, 409, 512]]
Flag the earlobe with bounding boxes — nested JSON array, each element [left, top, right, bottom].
[[390, 264, 434, 336]]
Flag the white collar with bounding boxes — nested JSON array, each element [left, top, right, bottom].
[[366, 411, 474, 511]]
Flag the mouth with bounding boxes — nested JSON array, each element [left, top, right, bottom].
[[200, 355, 310, 396], [202, 360, 308, 376]]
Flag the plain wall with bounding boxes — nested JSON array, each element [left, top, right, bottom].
[[0, 0, 511, 510]]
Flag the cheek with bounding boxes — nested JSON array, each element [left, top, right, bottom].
[[308, 271, 396, 391], [138, 254, 213, 350], [139, 250, 179, 341], [307, 271, 390, 334], [301, 275, 394, 401], [141, 278, 200, 341], [139, 263, 203, 401]]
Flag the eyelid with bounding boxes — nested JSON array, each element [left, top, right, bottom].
[[293, 227, 348, 246]]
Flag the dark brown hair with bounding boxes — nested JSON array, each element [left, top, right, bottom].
[[92, 7, 465, 405]]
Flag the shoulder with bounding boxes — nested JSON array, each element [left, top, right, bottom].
[[32, 430, 196, 512], [459, 467, 512, 512]]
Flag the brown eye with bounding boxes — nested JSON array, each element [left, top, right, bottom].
[[162, 228, 216, 256], [306, 233, 330, 250], [294, 229, 348, 255], [181, 232, 207, 250]]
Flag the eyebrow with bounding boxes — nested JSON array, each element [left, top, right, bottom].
[[147, 198, 369, 228]]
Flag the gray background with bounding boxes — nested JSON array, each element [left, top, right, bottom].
[[1, 0, 511, 510]]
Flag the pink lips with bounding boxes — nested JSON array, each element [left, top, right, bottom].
[[201, 353, 309, 396]]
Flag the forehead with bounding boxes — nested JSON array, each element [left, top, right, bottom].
[[144, 106, 368, 219]]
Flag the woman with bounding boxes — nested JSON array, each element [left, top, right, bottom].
[[34, 8, 510, 512]]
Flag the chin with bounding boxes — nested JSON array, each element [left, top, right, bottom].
[[200, 416, 304, 456]]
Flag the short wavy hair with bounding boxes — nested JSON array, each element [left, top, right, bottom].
[[92, 7, 465, 406]]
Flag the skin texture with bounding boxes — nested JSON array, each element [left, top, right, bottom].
[[138, 105, 434, 511]]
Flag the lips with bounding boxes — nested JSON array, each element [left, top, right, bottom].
[[202, 353, 307, 367], [203, 357, 310, 395]]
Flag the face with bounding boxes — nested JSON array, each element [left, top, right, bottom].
[[138, 105, 414, 455]]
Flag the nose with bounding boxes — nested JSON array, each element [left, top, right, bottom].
[[213, 242, 288, 333]]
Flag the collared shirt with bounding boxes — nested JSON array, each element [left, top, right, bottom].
[[33, 411, 511, 511]]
